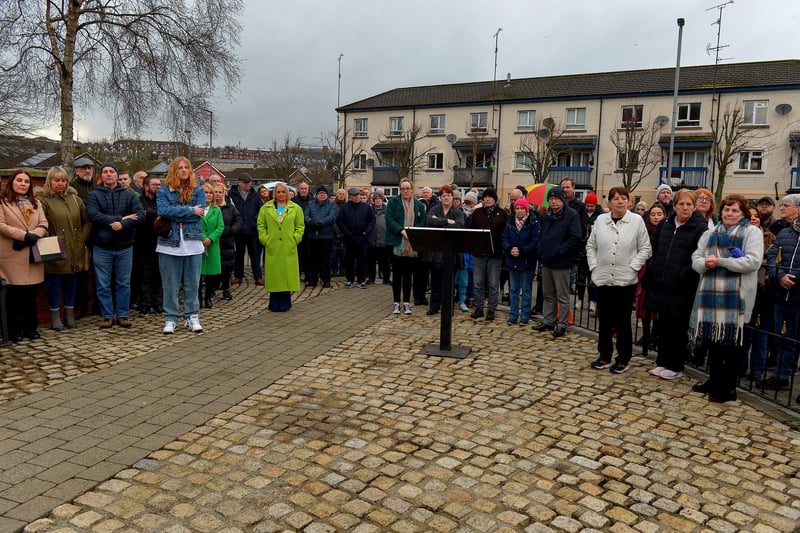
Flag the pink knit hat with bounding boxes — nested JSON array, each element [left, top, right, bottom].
[[514, 198, 530, 212]]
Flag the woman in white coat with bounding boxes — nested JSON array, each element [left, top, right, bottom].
[[586, 186, 652, 374]]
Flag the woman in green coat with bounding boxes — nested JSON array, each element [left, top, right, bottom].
[[201, 183, 224, 308], [257, 182, 305, 311], [36, 166, 91, 330]]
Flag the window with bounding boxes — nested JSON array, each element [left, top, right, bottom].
[[621, 105, 643, 128], [470, 112, 488, 133], [429, 114, 445, 134], [617, 151, 639, 170], [389, 116, 404, 136], [354, 118, 368, 137], [515, 153, 532, 170], [743, 100, 768, 125], [353, 153, 367, 170], [466, 153, 491, 168], [517, 110, 536, 132], [738, 150, 763, 171], [566, 108, 586, 130], [677, 103, 701, 127], [427, 153, 444, 170], [557, 152, 591, 167]]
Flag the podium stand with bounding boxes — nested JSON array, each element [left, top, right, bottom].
[[406, 227, 494, 359]]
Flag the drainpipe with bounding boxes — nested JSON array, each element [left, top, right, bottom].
[[595, 97, 603, 192], [666, 18, 686, 187], [495, 103, 502, 188]]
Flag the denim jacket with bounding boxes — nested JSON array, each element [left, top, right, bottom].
[[156, 185, 206, 247]]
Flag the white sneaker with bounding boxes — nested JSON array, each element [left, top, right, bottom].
[[574, 301, 582, 310], [649, 366, 665, 376], [163, 321, 176, 334], [659, 369, 683, 380], [589, 301, 597, 314], [185, 314, 203, 332], [459, 302, 469, 312], [403, 303, 412, 315], [392, 303, 401, 314]]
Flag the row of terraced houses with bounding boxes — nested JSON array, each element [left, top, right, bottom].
[[336, 59, 800, 205]]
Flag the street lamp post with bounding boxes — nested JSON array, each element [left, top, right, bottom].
[[184, 129, 192, 159], [336, 54, 343, 144], [666, 17, 685, 187]]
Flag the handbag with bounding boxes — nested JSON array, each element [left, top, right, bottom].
[[30, 236, 67, 263], [153, 216, 171, 238]]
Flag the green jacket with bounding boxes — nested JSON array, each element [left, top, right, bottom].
[[36, 186, 91, 275], [384, 195, 426, 248], [201, 204, 224, 275], [69, 176, 96, 201], [257, 200, 305, 292]]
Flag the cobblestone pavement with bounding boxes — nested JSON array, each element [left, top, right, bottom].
[[9, 283, 800, 533]]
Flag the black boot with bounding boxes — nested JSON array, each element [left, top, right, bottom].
[[221, 290, 233, 300], [204, 297, 213, 309]]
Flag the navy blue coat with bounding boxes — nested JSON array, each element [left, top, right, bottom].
[[337, 201, 375, 245], [538, 206, 582, 269], [767, 223, 800, 304], [85, 185, 144, 250], [228, 186, 262, 236], [305, 199, 338, 240], [502, 216, 541, 271]]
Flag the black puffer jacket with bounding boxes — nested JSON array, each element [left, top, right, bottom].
[[644, 210, 708, 312], [219, 201, 242, 272]]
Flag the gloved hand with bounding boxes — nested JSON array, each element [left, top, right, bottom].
[[308, 221, 320, 230], [23, 232, 39, 246], [729, 246, 745, 258], [12, 240, 26, 251]]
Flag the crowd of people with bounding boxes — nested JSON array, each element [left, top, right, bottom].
[[1, 162, 799, 404]]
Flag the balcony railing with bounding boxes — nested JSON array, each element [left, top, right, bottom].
[[791, 168, 800, 190], [371, 167, 401, 185], [453, 167, 493, 187], [659, 166, 708, 188], [546, 167, 592, 187]]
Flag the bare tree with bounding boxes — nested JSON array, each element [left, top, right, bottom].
[[0, 0, 243, 169], [710, 104, 773, 205], [319, 129, 365, 190], [609, 115, 665, 193], [376, 122, 434, 182], [516, 118, 566, 183], [267, 134, 309, 181]]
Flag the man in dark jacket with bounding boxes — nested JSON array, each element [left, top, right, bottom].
[[469, 187, 508, 321], [85, 162, 144, 329], [132, 175, 162, 315], [534, 186, 582, 337], [70, 157, 96, 201], [305, 186, 338, 288], [294, 181, 312, 278], [229, 173, 264, 285], [337, 187, 376, 289]]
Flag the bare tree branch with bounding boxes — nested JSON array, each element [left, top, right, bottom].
[[516, 118, 566, 184], [609, 115, 664, 192]]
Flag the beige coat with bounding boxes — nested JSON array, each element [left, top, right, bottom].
[[0, 200, 49, 285]]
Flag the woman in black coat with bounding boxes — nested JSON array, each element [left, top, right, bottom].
[[206, 183, 242, 304], [643, 189, 709, 380]]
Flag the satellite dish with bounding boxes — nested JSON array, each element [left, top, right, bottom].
[[445, 134, 457, 144], [655, 115, 670, 127], [542, 117, 556, 129], [366, 159, 374, 167], [537, 129, 551, 139], [775, 103, 793, 116]]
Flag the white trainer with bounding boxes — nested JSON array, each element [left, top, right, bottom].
[[403, 302, 412, 315], [459, 302, 469, 312], [163, 321, 176, 334], [185, 314, 203, 332], [658, 370, 683, 380], [392, 302, 401, 314], [649, 366, 665, 376]]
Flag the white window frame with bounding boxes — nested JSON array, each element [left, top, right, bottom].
[[354, 118, 368, 137], [353, 153, 367, 170], [738, 150, 764, 171], [466, 153, 491, 168], [514, 153, 532, 170], [517, 110, 536, 132], [743, 100, 769, 126], [427, 153, 444, 170], [470, 112, 488, 134], [620, 105, 643, 128], [557, 152, 591, 168], [565, 108, 586, 130], [677, 103, 701, 127], [389, 116, 404, 136], [429, 114, 445, 134]]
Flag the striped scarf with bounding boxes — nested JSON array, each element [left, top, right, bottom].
[[694, 218, 748, 346]]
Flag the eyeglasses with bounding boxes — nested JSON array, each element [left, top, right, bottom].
[[697, 196, 711, 203]]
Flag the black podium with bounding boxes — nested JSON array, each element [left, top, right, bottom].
[[406, 227, 494, 359]]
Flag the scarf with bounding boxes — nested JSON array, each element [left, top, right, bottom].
[[395, 198, 417, 258], [515, 215, 526, 232], [693, 218, 748, 345]]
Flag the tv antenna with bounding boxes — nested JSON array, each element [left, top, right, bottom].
[[706, 1, 734, 63]]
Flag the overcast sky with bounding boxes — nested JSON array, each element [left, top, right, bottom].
[[59, 0, 800, 149]]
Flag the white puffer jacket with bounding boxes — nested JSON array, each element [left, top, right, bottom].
[[586, 211, 652, 287]]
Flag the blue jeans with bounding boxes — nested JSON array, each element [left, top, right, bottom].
[[508, 269, 533, 323], [159, 253, 203, 323], [773, 301, 800, 380], [46, 273, 78, 309], [473, 256, 501, 311], [93, 246, 133, 319]]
